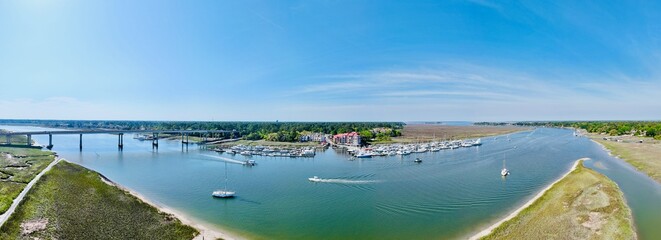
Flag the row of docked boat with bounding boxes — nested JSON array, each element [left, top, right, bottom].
[[213, 145, 317, 158], [348, 138, 482, 158]]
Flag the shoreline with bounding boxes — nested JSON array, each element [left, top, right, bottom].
[[68, 159, 245, 240], [469, 158, 587, 240]]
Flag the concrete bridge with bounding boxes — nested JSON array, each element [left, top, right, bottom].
[[1, 130, 236, 151]]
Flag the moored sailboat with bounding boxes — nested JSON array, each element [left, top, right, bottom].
[[213, 162, 235, 198]]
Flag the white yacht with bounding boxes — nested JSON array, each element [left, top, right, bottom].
[[302, 149, 315, 157], [356, 151, 372, 158], [308, 176, 322, 182], [212, 190, 235, 198]]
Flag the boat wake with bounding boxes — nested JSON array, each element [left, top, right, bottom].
[[202, 154, 247, 165], [311, 178, 381, 184]]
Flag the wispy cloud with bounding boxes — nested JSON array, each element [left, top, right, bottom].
[[294, 65, 571, 102], [284, 61, 661, 121]]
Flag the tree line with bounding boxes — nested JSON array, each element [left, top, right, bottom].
[[0, 119, 404, 142], [483, 121, 661, 139]]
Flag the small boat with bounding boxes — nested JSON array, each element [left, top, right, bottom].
[[212, 190, 235, 198], [245, 160, 256, 166], [133, 134, 146, 141], [473, 138, 482, 146], [414, 157, 422, 163], [501, 160, 510, 176], [213, 162, 235, 198], [302, 149, 315, 157], [308, 176, 322, 182], [356, 151, 372, 158]]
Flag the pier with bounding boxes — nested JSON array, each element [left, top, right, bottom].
[[1, 130, 235, 151]]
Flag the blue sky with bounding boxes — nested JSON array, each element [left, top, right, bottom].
[[1, 0, 660, 121]]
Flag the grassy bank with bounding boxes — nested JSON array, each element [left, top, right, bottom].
[[481, 161, 635, 240], [591, 135, 661, 184], [0, 146, 55, 214], [0, 161, 198, 239]]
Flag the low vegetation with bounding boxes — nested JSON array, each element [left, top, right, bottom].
[[592, 135, 661, 184], [0, 161, 198, 240], [510, 121, 661, 139], [481, 162, 636, 239], [389, 125, 526, 143], [0, 146, 55, 214]]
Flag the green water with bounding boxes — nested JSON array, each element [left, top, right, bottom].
[[3, 125, 660, 239]]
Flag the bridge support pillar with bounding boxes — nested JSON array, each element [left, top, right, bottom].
[[79, 134, 83, 151], [118, 133, 124, 150], [27, 134, 31, 146], [152, 133, 158, 149], [47, 134, 53, 150]]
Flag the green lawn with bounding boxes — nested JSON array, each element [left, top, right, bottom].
[[0, 161, 199, 240], [482, 162, 635, 239]]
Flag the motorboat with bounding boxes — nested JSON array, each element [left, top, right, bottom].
[[414, 157, 422, 163], [212, 190, 235, 198], [309, 176, 322, 182], [356, 151, 372, 158]]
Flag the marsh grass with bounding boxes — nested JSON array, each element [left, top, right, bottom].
[[387, 125, 527, 143], [592, 136, 661, 184], [481, 162, 636, 239], [0, 146, 55, 214], [0, 161, 198, 239]]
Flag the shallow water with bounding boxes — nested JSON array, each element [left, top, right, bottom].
[[2, 125, 660, 239]]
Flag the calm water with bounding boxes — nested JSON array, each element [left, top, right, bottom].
[[2, 125, 660, 239]]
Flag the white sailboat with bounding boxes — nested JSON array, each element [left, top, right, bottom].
[[213, 162, 235, 198], [501, 159, 510, 176]]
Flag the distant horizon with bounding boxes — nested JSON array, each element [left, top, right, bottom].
[[1, 118, 659, 123]]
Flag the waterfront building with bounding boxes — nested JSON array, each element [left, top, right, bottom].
[[332, 132, 361, 146]]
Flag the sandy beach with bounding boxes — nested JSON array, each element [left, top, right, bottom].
[[469, 158, 588, 240]]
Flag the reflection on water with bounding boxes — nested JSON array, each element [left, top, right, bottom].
[[2, 125, 660, 239]]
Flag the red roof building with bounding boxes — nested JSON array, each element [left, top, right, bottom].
[[332, 132, 361, 146]]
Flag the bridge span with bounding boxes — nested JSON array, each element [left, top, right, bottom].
[[1, 129, 236, 151]]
